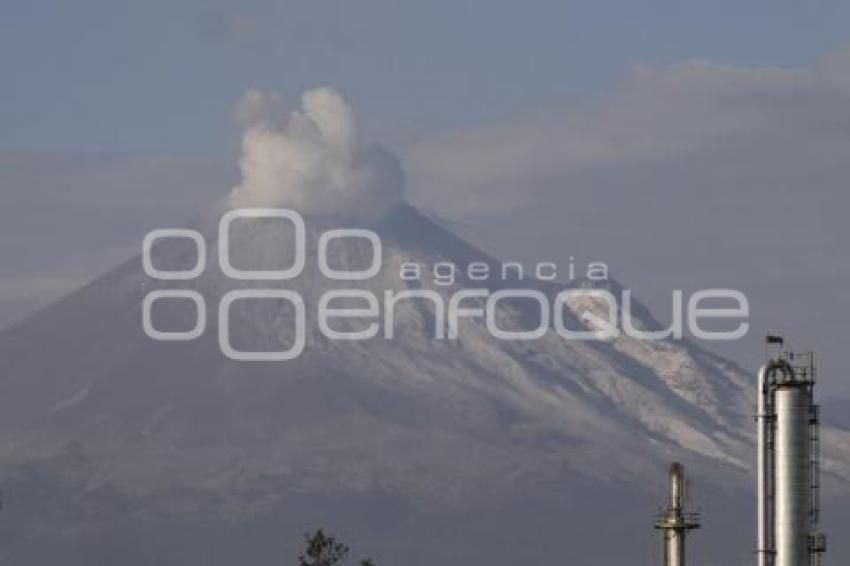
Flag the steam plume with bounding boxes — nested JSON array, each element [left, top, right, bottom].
[[229, 88, 404, 222]]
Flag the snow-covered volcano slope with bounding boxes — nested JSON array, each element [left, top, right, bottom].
[[0, 203, 848, 565]]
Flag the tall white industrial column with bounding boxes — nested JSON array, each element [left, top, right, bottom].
[[755, 339, 826, 566], [774, 384, 811, 566]]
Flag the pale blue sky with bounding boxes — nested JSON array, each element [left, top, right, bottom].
[[3, 0, 850, 152]]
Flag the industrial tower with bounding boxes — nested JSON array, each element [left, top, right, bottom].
[[654, 462, 700, 566], [756, 337, 827, 566]]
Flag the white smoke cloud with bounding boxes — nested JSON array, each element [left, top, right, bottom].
[[228, 87, 404, 223]]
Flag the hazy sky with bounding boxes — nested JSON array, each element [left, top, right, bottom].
[[2, 2, 850, 394], [4, 1, 850, 151]]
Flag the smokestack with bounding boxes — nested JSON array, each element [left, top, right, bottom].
[[756, 337, 827, 566], [654, 462, 700, 566]]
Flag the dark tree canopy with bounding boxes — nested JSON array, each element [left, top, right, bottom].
[[298, 529, 374, 566]]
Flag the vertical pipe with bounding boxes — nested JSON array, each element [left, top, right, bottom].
[[774, 384, 811, 566], [670, 462, 684, 510], [667, 463, 685, 566], [655, 462, 698, 566], [756, 364, 773, 566], [665, 529, 684, 566]]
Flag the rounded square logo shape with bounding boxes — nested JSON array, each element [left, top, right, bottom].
[[318, 229, 382, 280], [218, 289, 306, 361], [143, 229, 206, 280], [218, 208, 306, 280], [142, 290, 206, 341]]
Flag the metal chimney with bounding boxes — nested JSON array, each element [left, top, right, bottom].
[[655, 462, 700, 566]]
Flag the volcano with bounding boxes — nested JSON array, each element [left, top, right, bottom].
[[0, 203, 848, 565]]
